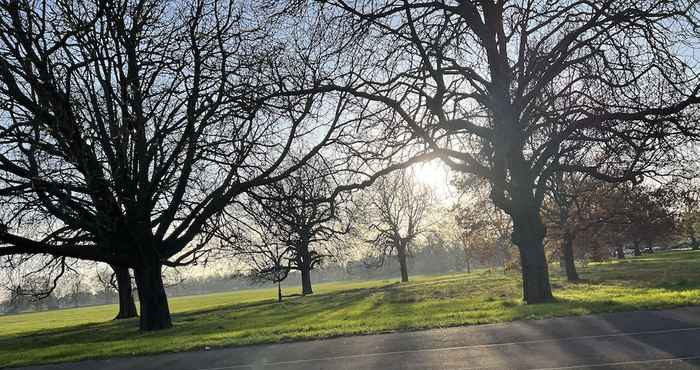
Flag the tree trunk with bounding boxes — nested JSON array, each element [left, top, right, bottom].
[[633, 240, 642, 256], [645, 240, 654, 254], [466, 257, 471, 273], [301, 267, 313, 295], [615, 246, 625, 259], [112, 265, 138, 320], [561, 232, 579, 282], [277, 281, 282, 302], [297, 237, 314, 295], [691, 234, 699, 250], [133, 261, 171, 331], [511, 209, 553, 304], [397, 242, 409, 283]]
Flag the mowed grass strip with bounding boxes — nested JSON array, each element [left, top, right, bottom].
[[2, 250, 700, 368]]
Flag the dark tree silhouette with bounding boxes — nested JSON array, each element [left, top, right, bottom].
[[218, 210, 292, 302], [542, 172, 592, 282], [108, 265, 138, 320], [259, 167, 351, 295], [359, 169, 432, 283], [0, 0, 350, 329], [219, 160, 352, 295], [300, 0, 700, 302]]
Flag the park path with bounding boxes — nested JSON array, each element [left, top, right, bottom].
[[17, 306, 700, 370]]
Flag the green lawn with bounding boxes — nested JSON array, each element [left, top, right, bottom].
[[3, 250, 700, 368]]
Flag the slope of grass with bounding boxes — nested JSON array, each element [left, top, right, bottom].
[[3, 250, 700, 368]]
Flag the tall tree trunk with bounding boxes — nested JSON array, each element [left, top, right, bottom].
[[561, 232, 579, 282], [112, 265, 137, 320], [633, 240, 642, 256], [558, 255, 565, 272], [277, 280, 282, 302], [134, 260, 171, 331], [490, 69, 552, 303], [397, 242, 409, 283], [300, 267, 313, 295], [298, 239, 314, 295], [511, 207, 553, 304], [466, 257, 471, 273], [615, 246, 625, 259]]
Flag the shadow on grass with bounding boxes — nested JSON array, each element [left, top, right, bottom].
[[0, 280, 403, 348], [4, 250, 700, 368], [8, 253, 688, 344]]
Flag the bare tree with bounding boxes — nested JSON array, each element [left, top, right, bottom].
[[219, 159, 352, 295], [219, 208, 292, 302], [299, 0, 700, 302], [0, 254, 73, 310], [454, 177, 514, 273], [257, 166, 351, 294], [0, 0, 351, 329], [542, 172, 591, 282], [96, 264, 137, 319], [0, 246, 136, 318], [359, 169, 431, 283], [543, 173, 632, 279]]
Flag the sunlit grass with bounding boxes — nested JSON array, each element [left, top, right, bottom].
[[2, 250, 700, 368]]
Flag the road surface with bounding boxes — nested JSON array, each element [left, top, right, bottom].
[[17, 306, 700, 370]]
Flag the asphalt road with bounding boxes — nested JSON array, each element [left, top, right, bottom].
[[17, 306, 700, 370]]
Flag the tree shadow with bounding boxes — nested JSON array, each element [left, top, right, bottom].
[[5, 251, 700, 368], [506, 307, 700, 369], [0, 280, 402, 352]]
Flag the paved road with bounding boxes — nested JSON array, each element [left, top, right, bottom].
[[17, 306, 700, 370]]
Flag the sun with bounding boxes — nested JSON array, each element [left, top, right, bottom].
[[412, 160, 454, 201]]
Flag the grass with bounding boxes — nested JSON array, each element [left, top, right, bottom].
[[3, 250, 700, 368]]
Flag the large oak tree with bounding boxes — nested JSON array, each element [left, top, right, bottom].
[[303, 0, 700, 302], [0, 0, 350, 329]]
